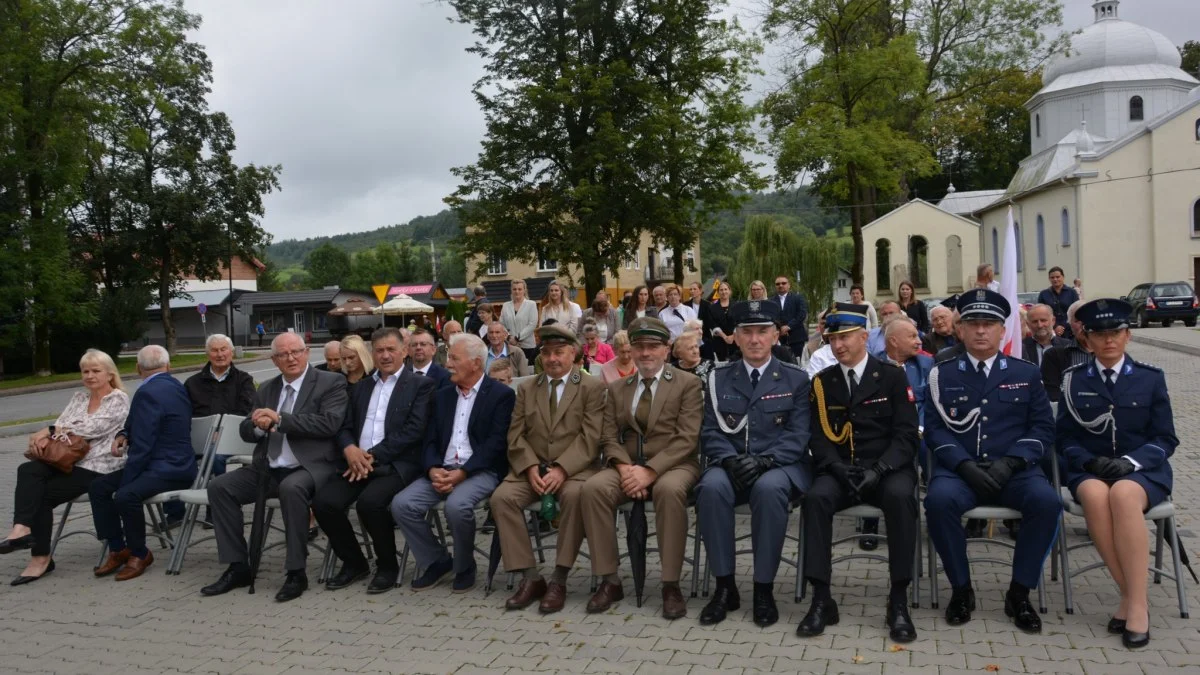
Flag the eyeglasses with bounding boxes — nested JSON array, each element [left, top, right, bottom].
[[775, 282, 788, 286], [272, 348, 308, 360]]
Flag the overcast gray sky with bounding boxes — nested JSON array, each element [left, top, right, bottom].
[[186, 0, 1199, 242]]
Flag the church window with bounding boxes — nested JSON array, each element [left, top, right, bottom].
[[946, 235, 964, 292], [1061, 208, 1071, 246], [1195, 117, 1200, 141], [992, 228, 999, 266], [1035, 114, 1040, 138], [1130, 96, 1143, 121], [1036, 215, 1046, 269], [875, 239, 891, 291], [909, 235, 929, 290], [1192, 198, 1200, 238]]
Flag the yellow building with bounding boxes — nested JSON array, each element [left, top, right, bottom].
[[860, 198, 982, 301]]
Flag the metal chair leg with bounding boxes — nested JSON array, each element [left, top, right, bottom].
[[689, 513, 702, 598], [1154, 520, 1166, 584], [49, 502, 74, 558], [1167, 515, 1190, 619], [795, 514, 806, 603]]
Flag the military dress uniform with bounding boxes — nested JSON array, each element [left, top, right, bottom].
[[580, 317, 703, 619], [1058, 300, 1177, 508], [492, 324, 607, 613], [799, 304, 920, 641], [923, 289, 1060, 633], [696, 300, 812, 627]]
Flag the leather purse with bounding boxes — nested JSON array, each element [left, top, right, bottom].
[[27, 432, 90, 473]]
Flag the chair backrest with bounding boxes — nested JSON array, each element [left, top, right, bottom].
[[588, 362, 603, 377], [189, 414, 222, 488], [510, 375, 536, 391], [211, 414, 257, 459]]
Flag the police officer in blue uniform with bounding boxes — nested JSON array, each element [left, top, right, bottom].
[[696, 300, 812, 627], [1057, 298, 1177, 649], [924, 289, 1060, 633]]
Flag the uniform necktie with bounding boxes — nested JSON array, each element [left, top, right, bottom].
[[548, 378, 563, 418], [977, 360, 988, 379], [635, 377, 656, 431], [267, 384, 296, 462], [750, 369, 760, 390], [848, 369, 858, 397], [1103, 368, 1116, 393]]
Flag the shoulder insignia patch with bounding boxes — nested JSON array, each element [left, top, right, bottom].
[[778, 360, 805, 372], [570, 371, 581, 385]]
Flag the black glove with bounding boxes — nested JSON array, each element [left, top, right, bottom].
[[730, 454, 770, 489], [1088, 456, 1136, 480], [752, 455, 775, 475], [986, 456, 1027, 489], [721, 457, 747, 492], [956, 460, 1002, 501], [851, 468, 882, 497], [828, 462, 856, 490]]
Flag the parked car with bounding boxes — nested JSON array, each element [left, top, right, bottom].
[[1017, 292, 1039, 311], [1123, 282, 1199, 328]]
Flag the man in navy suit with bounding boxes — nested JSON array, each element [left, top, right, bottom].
[[391, 333, 515, 593], [90, 345, 196, 581], [407, 328, 451, 388], [771, 275, 809, 356], [924, 289, 1059, 634], [313, 327, 435, 593]]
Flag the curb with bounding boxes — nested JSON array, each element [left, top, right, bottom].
[[0, 422, 54, 439], [0, 355, 272, 399], [1129, 332, 1200, 358]]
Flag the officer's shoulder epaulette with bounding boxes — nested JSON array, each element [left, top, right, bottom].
[[777, 360, 805, 372], [1063, 361, 1088, 374], [1005, 355, 1037, 368], [1130, 359, 1163, 373], [816, 362, 840, 377]]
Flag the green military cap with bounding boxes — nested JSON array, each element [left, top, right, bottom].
[[537, 323, 579, 347], [627, 316, 671, 345]]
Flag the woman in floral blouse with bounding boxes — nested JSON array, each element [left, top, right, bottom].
[[1, 349, 130, 584]]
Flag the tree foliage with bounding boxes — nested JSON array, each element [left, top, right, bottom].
[[305, 243, 352, 289], [1181, 41, 1200, 79], [728, 215, 838, 311]]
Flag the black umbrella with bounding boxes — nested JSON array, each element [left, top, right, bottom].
[[1163, 518, 1200, 584], [486, 528, 503, 594], [245, 438, 272, 594], [623, 430, 649, 608]]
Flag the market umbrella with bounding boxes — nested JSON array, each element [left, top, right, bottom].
[[327, 297, 377, 316], [245, 438, 271, 594], [622, 429, 649, 607], [372, 293, 434, 316]]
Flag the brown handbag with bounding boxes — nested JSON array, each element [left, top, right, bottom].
[[26, 433, 90, 473]]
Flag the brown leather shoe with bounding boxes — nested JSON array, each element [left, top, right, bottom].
[[539, 581, 568, 614], [662, 585, 688, 620], [114, 551, 153, 581], [505, 577, 547, 610], [586, 581, 625, 613], [94, 548, 131, 577]]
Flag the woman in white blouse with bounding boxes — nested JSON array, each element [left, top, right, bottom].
[[500, 278, 539, 360], [2, 349, 130, 584], [539, 281, 578, 333]]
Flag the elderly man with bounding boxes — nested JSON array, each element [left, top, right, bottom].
[[493, 324, 606, 614], [1023, 304, 1071, 367], [866, 302, 903, 357], [923, 306, 957, 355], [434, 320, 463, 366], [1042, 299, 1091, 402], [697, 301, 812, 627], [200, 333, 348, 602], [799, 304, 919, 641], [580, 291, 620, 344], [392, 334, 515, 593], [486, 321, 531, 376], [315, 327, 435, 594], [315, 341, 343, 373], [407, 328, 450, 388], [581, 317, 702, 618], [89, 346, 196, 581], [924, 289, 1060, 633]]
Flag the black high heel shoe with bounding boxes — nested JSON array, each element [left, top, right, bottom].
[[1121, 613, 1150, 649], [11, 559, 54, 586], [1106, 616, 1126, 634]]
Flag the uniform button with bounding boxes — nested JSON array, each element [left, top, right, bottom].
[[982, 435, 988, 440], [981, 398, 988, 405], [1132, 402, 1138, 406], [982, 416, 989, 422], [983, 453, 989, 458]]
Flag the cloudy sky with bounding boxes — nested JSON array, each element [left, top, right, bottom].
[[185, 0, 1199, 243]]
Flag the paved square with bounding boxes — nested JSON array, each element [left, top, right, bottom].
[[1, 341, 1198, 674]]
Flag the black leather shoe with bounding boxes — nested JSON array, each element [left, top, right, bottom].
[[945, 586, 976, 626], [1004, 591, 1042, 633], [411, 556, 454, 591], [752, 583, 778, 627], [698, 585, 740, 626], [1107, 616, 1126, 634], [10, 559, 54, 586], [1004, 518, 1021, 541], [1122, 626, 1150, 649], [324, 564, 369, 590], [796, 597, 839, 637], [200, 564, 251, 596], [965, 519, 986, 539], [275, 571, 308, 602], [367, 568, 399, 594], [859, 518, 879, 551], [0, 533, 35, 555], [887, 599, 917, 643]]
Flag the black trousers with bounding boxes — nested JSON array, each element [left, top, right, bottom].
[[802, 470, 918, 586], [312, 471, 410, 572], [12, 461, 101, 556]]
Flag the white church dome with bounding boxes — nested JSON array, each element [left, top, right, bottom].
[[1043, 1, 1182, 86]]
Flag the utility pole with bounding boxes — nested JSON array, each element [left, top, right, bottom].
[[427, 239, 438, 281]]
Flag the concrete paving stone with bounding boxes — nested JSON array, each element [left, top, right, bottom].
[[723, 654, 778, 671], [666, 649, 725, 668], [964, 653, 1026, 672], [822, 662, 884, 675], [1080, 663, 1151, 675], [1164, 652, 1200, 667], [1021, 657, 1088, 675], [700, 639, 756, 657], [581, 660, 639, 675]]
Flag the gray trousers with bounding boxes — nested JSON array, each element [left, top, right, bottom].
[[696, 466, 797, 584], [208, 466, 315, 572], [390, 473, 499, 574]]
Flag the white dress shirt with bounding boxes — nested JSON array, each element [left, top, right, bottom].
[[630, 366, 665, 418], [411, 362, 432, 377], [444, 376, 484, 466], [661, 303, 697, 339], [966, 353, 999, 378], [742, 359, 772, 383], [805, 344, 838, 378], [840, 354, 869, 393], [1100, 356, 1126, 385], [269, 366, 308, 469], [358, 370, 399, 451]]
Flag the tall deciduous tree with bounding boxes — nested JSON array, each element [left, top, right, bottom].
[[305, 243, 352, 289], [1181, 41, 1200, 79], [729, 215, 839, 311]]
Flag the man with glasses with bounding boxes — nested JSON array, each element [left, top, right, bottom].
[[772, 276, 809, 356], [492, 324, 606, 614], [200, 333, 349, 602], [407, 328, 450, 388]]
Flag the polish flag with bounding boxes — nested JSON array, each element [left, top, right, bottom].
[[1000, 206, 1023, 359]]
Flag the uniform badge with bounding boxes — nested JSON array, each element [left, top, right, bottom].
[[725, 413, 740, 427], [950, 408, 958, 417], [975, 289, 986, 301], [774, 415, 785, 426], [749, 300, 760, 312], [773, 371, 779, 379], [663, 370, 673, 381], [906, 387, 915, 403], [999, 359, 1008, 371], [958, 361, 967, 372], [1097, 299, 1108, 310], [570, 371, 581, 384]]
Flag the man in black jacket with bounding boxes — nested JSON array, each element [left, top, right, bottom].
[[771, 276, 809, 354], [1041, 299, 1091, 402], [312, 327, 436, 593]]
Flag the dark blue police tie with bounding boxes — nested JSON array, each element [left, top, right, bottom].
[[1103, 368, 1116, 394], [750, 368, 760, 391], [977, 360, 987, 379]]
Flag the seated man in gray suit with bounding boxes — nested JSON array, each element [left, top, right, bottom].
[[200, 332, 348, 602]]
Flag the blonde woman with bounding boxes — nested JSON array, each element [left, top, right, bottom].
[[4, 349, 130, 584], [748, 279, 768, 301], [600, 331, 637, 383], [540, 281, 578, 333], [340, 334, 374, 384]]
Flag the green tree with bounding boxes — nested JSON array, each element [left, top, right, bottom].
[[255, 251, 285, 292], [1181, 41, 1200, 79], [305, 243, 352, 289], [729, 215, 838, 311]]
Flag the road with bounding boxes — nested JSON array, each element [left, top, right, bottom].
[[0, 353, 325, 424]]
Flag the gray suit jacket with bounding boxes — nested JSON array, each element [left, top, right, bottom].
[[240, 367, 349, 490]]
